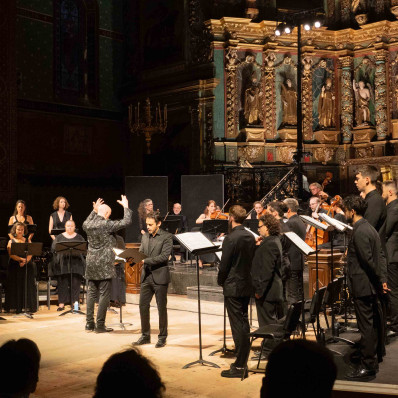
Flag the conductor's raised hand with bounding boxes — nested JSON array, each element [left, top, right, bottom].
[[93, 198, 104, 213], [117, 195, 129, 208]]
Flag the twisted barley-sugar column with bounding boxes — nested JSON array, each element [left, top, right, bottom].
[[374, 48, 388, 140], [340, 56, 353, 143]]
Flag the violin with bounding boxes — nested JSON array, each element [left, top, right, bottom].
[[210, 210, 229, 220]]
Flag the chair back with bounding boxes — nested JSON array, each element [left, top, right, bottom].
[[283, 301, 302, 337], [309, 286, 327, 321]]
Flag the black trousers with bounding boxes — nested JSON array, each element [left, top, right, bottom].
[[225, 296, 250, 368], [287, 270, 304, 305], [255, 296, 279, 328], [388, 262, 398, 332], [86, 279, 111, 327], [139, 273, 168, 339], [353, 295, 380, 370], [57, 274, 81, 305]]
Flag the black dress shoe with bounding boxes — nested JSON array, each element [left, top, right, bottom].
[[95, 326, 113, 333], [155, 339, 166, 348], [387, 329, 398, 338], [345, 366, 376, 381], [57, 306, 65, 312], [85, 322, 95, 331], [133, 336, 151, 345], [221, 365, 248, 379]]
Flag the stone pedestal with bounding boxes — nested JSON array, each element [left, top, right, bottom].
[[278, 128, 297, 142], [352, 126, 376, 143], [314, 130, 340, 144], [241, 127, 265, 142]]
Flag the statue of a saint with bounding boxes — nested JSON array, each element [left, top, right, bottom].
[[318, 78, 335, 129], [281, 78, 297, 126], [244, 72, 263, 125], [353, 80, 371, 126]]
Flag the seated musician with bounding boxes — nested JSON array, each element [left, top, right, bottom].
[[196, 200, 217, 224], [137, 199, 153, 241], [8, 200, 34, 242], [309, 196, 327, 220], [309, 183, 330, 203], [247, 201, 266, 219], [319, 200, 347, 250], [171, 203, 188, 263]]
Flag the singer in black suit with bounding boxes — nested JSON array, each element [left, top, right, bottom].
[[344, 196, 386, 381], [381, 181, 398, 335], [251, 214, 283, 327], [217, 205, 256, 378], [134, 211, 173, 348]]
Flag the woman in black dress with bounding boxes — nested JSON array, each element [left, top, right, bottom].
[[137, 199, 153, 241], [8, 200, 34, 241], [5, 222, 37, 313], [49, 196, 72, 240], [50, 220, 85, 311]]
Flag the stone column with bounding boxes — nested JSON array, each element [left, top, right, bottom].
[[374, 48, 388, 140], [302, 54, 314, 141], [225, 46, 239, 139], [262, 51, 276, 140], [339, 56, 353, 143]]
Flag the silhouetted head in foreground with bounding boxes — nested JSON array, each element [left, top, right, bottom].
[[261, 339, 337, 398], [94, 347, 165, 398]]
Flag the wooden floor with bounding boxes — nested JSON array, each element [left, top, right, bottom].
[[1, 295, 398, 398]]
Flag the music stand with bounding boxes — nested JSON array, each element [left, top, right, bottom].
[[175, 232, 220, 369], [55, 241, 87, 316], [51, 229, 65, 236], [243, 219, 259, 234], [111, 247, 147, 329], [161, 219, 181, 235], [10, 242, 43, 319], [300, 216, 329, 337], [202, 220, 228, 235]]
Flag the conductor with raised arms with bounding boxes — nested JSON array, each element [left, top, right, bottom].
[[83, 196, 132, 333]]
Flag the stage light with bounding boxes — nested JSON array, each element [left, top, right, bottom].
[[275, 22, 284, 36], [304, 23, 311, 31], [314, 20, 321, 28], [284, 24, 292, 34], [275, 29, 281, 36]]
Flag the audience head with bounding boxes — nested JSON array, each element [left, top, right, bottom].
[[93, 347, 165, 398], [228, 205, 246, 225], [53, 196, 70, 210], [343, 195, 367, 222], [13, 200, 27, 216], [0, 338, 41, 397], [382, 180, 398, 204], [261, 339, 336, 398], [147, 211, 162, 235], [267, 201, 288, 219], [258, 214, 280, 238], [98, 204, 112, 220], [355, 165, 380, 193], [283, 198, 299, 216], [10, 222, 28, 238]]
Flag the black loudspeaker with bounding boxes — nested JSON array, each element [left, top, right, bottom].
[[181, 175, 224, 231], [125, 176, 168, 242]]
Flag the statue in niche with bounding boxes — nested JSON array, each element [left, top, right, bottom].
[[318, 78, 335, 129], [352, 80, 372, 126], [281, 78, 297, 126], [244, 71, 263, 125]]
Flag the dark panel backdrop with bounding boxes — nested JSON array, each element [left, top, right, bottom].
[[181, 175, 224, 230], [125, 176, 168, 242]]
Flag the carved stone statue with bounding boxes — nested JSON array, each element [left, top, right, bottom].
[[281, 78, 297, 126], [318, 78, 335, 129], [244, 72, 263, 125], [353, 80, 371, 126]]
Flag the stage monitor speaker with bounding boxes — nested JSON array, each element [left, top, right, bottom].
[[181, 175, 224, 231], [125, 176, 168, 243]]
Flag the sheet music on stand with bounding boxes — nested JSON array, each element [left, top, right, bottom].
[[284, 231, 316, 256], [300, 215, 329, 231], [318, 213, 353, 231], [175, 232, 221, 254], [244, 227, 259, 240]]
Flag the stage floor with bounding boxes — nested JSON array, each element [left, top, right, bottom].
[[1, 294, 398, 397]]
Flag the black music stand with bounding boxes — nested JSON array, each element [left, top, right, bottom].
[[51, 229, 65, 236], [175, 232, 220, 369], [55, 241, 87, 316], [10, 242, 43, 319], [300, 216, 329, 338], [243, 219, 259, 234], [111, 248, 147, 329], [202, 220, 228, 235], [161, 219, 181, 234]]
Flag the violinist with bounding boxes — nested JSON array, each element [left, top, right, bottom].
[[247, 201, 266, 220], [195, 200, 217, 224]]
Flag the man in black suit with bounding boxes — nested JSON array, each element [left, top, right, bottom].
[[344, 195, 385, 381], [381, 180, 398, 336], [217, 205, 256, 378], [355, 165, 386, 233], [134, 211, 173, 348], [251, 214, 283, 326], [284, 198, 307, 304]]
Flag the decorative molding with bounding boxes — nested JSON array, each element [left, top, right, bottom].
[[262, 51, 276, 140], [16, 7, 53, 23], [374, 49, 388, 140], [339, 56, 353, 143], [98, 28, 124, 41]]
